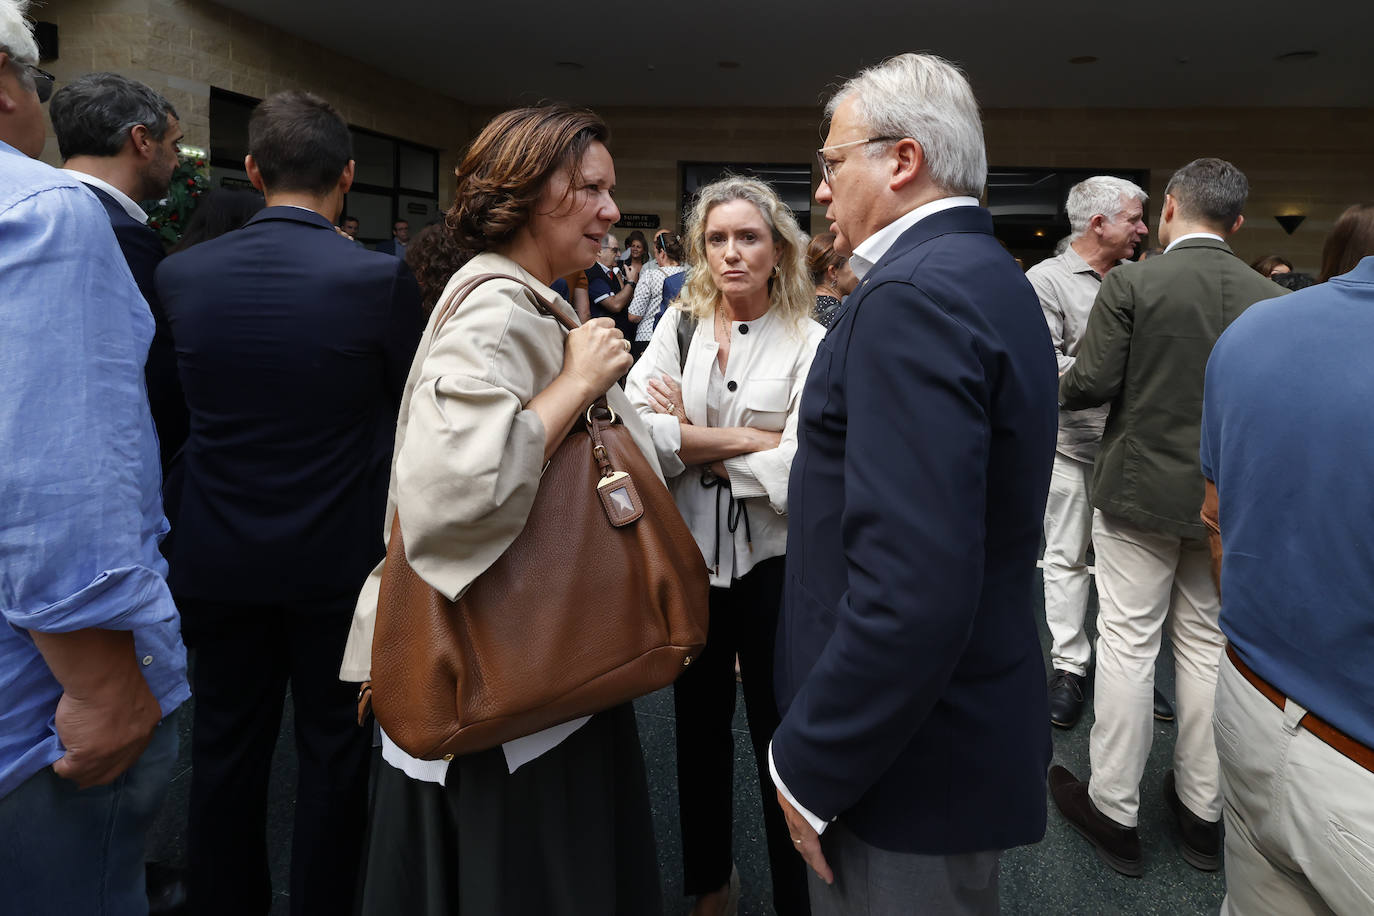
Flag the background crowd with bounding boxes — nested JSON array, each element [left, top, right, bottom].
[[3, 1, 1373, 914]]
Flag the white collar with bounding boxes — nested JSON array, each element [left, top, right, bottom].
[[68, 171, 148, 224], [849, 196, 979, 280], [1164, 231, 1225, 253]]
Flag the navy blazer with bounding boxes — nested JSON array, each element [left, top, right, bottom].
[[155, 206, 422, 603], [85, 184, 188, 472], [586, 263, 634, 340], [772, 205, 1058, 854]]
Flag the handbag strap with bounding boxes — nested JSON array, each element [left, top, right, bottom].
[[429, 270, 619, 443], [431, 272, 578, 339]]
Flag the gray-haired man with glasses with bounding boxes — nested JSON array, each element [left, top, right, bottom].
[[773, 53, 1056, 914]]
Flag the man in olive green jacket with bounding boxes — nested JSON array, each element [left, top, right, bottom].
[[1047, 158, 1286, 878]]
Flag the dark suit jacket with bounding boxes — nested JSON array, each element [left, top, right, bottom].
[[586, 263, 634, 340], [85, 183, 188, 472], [155, 206, 422, 603], [773, 205, 1058, 854], [1059, 237, 1286, 538], [376, 238, 406, 257]]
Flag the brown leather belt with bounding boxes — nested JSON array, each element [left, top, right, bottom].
[[1226, 644, 1374, 774]]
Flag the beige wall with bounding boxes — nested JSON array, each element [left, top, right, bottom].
[[552, 105, 1373, 275], [984, 107, 1374, 273], [35, 3, 1372, 273], [38, 0, 475, 205]]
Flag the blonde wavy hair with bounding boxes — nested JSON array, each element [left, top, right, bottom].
[[676, 176, 813, 330]]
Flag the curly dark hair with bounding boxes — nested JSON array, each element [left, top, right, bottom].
[[405, 222, 474, 318], [447, 105, 609, 253]]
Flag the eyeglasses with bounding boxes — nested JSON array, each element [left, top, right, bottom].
[[602, 244, 620, 252], [815, 136, 903, 186], [15, 61, 55, 103]]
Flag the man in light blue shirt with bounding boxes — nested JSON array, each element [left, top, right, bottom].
[[0, 5, 189, 913]]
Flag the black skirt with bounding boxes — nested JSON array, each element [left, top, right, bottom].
[[359, 703, 662, 915]]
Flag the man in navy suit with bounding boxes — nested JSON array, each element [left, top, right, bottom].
[[375, 217, 408, 256], [770, 53, 1057, 913], [50, 73, 187, 472], [156, 90, 421, 916], [586, 231, 640, 341]]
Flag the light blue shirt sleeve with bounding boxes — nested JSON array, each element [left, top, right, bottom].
[[0, 160, 187, 729]]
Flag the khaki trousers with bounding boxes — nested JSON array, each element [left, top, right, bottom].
[[1086, 510, 1225, 827], [1042, 453, 1095, 676], [1215, 653, 1374, 916]]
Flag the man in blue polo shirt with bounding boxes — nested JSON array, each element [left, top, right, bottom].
[[1200, 252, 1374, 915]]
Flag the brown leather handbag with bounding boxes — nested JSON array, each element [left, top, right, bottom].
[[369, 273, 709, 760]]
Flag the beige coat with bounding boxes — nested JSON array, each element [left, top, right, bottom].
[[339, 252, 663, 682]]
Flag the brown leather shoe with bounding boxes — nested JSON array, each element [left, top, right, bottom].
[[1164, 770, 1222, 871], [1049, 765, 1144, 877]]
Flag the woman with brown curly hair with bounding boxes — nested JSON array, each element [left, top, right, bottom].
[[343, 105, 662, 914]]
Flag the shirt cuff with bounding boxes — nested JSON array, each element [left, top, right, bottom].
[[769, 741, 829, 835], [644, 412, 686, 478], [723, 454, 768, 499]]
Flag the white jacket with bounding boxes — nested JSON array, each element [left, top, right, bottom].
[[626, 306, 823, 587]]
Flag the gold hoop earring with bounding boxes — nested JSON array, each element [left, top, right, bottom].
[[771, 264, 781, 278]]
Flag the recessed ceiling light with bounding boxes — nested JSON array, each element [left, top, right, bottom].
[[717, 60, 741, 70], [1068, 56, 1098, 65], [554, 61, 584, 70], [1275, 50, 1319, 63]]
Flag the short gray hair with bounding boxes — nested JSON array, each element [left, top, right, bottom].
[[49, 72, 178, 160], [1165, 158, 1249, 231], [0, 0, 40, 64], [826, 53, 987, 198], [1065, 176, 1148, 238]]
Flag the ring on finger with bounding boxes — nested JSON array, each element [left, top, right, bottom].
[[621, 339, 632, 352]]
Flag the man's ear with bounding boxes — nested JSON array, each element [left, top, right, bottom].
[[128, 123, 152, 160], [0, 53, 20, 114], [1229, 213, 1245, 235], [1161, 194, 1176, 223], [338, 159, 355, 195], [244, 154, 266, 193], [1089, 213, 1108, 236], [889, 138, 924, 192]]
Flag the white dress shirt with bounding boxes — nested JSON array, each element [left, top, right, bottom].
[[68, 172, 149, 223], [1164, 231, 1225, 252], [768, 194, 979, 836], [848, 196, 980, 279]]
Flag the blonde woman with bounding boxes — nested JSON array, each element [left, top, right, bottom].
[[626, 176, 822, 915]]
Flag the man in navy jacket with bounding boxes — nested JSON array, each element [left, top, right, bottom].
[[50, 73, 188, 472], [156, 90, 421, 916], [770, 53, 1057, 913]]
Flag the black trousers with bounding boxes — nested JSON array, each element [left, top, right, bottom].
[[674, 556, 810, 914], [181, 596, 372, 916]]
